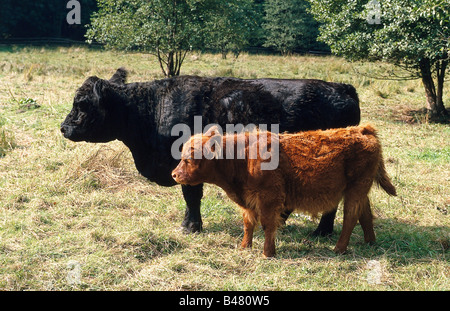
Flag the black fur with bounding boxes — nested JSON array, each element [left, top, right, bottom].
[[61, 68, 360, 234]]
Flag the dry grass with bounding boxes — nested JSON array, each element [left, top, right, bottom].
[[0, 46, 448, 291]]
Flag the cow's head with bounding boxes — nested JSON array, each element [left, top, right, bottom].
[[60, 68, 128, 143], [172, 127, 222, 185]]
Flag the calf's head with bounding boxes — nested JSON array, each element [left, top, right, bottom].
[[60, 68, 128, 143], [172, 129, 222, 185], [171, 156, 205, 186]]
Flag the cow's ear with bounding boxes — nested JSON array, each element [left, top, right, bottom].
[[93, 79, 112, 106], [109, 67, 128, 85]]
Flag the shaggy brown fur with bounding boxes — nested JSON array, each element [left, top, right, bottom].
[[172, 125, 397, 257]]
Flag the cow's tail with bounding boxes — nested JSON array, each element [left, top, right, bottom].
[[375, 155, 397, 196], [342, 83, 359, 104], [337, 83, 361, 125]]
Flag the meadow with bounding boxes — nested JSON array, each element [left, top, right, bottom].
[[0, 46, 448, 291]]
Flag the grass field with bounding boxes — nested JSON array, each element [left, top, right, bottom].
[[0, 46, 448, 291]]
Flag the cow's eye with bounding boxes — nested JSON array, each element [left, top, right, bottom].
[[77, 100, 89, 111]]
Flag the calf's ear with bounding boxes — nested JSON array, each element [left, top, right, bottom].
[[204, 124, 222, 137], [202, 124, 223, 159]]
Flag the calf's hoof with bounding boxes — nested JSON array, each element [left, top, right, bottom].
[[240, 242, 252, 249], [262, 249, 276, 258], [333, 245, 348, 254], [262, 253, 276, 259]]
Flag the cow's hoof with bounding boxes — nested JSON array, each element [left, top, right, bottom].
[[312, 225, 334, 237], [181, 221, 202, 234]]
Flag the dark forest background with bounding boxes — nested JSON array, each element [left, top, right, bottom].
[[0, 0, 329, 54]]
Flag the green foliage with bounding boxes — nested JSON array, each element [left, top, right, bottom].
[[87, 0, 207, 76], [202, 0, 257, 59], [17, 98, 40, 110], [86, 0, 259, 74], [308, 0, 448, 66], [263, 0, 321, 55], [308, 0, 449, 117]]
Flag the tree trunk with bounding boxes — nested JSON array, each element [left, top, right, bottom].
[[436, 59, 448, 116], [419, 58, 447, 118], [156, 50, 186, 77], [167, 51, 175, 77], [156, 47, 167, 77]]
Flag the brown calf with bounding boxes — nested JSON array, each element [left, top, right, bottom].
[[171, 125, 397, 257]]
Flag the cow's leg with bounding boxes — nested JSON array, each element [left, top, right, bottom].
[[181, 184, 203, 233], [282, 207, 337, 235], [280, 209, 292, 224], [312, 207, 337, 237]]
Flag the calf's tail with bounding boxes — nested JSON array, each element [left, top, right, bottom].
[[360, 123, 396, 196], [376, 156, 397, 196]]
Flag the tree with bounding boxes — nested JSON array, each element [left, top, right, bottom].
[[87, 0, 214, 77], [263, 0, 320, 55], [202, 0, 256, 59], [308, 0, 449, 118]]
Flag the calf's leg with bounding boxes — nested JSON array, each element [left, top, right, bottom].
[[358, 197, 376, 244], [334, 184, 373, 253], [181, 184, 203, 233], [334, 209, 358, 254], [261, 221, 278, 258], [334, 190, 361, 253], [260, 204, 283, 258], [241, 209, 257, 249]]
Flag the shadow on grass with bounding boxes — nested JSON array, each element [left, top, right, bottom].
[[201, 215, 448, 263], [123, 230, 186, 262], [277, 219, 449, 262], [205, 219, 243, 236], [395, 107, 450, 125]]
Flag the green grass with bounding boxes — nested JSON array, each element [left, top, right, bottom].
[[0, 46, 448, 290]]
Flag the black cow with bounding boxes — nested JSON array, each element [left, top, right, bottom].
[[61, 68, 360, 235]]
